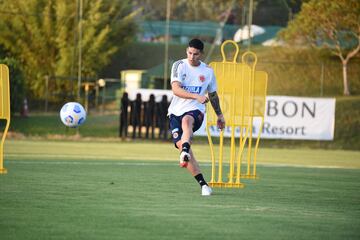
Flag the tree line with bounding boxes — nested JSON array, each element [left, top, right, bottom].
[[0, 0, 358, 114]]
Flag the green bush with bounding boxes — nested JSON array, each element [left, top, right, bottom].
[[254, 47, 360, 96]]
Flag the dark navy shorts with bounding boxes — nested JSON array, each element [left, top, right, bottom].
[[169, 109, 204, 147]]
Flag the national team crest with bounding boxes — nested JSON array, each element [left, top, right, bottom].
[[199, 75, 205, 82]]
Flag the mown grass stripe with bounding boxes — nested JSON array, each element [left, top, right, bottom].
[[6, 158, 359, 170]]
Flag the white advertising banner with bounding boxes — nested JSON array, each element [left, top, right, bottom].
[[195, 96, 336, 140]]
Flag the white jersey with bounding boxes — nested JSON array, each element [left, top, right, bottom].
[[168, 59, 217, 116]]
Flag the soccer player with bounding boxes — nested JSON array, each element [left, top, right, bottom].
[[168, 38, 225, 196]]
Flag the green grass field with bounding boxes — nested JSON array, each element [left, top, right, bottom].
[[1, 140, 360, 240]]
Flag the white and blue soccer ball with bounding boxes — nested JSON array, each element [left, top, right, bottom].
[[60, 102, 86, 128]]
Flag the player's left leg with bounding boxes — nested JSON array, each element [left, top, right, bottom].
[[187, 148, 212, 196], [185, 149, 199, 174], [175, 140, 212, 195]]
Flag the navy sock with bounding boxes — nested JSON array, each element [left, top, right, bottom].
[[194, 173, 208, 187], [182, 142, 190, 153]]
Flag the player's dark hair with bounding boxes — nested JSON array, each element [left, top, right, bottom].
[[188, 38, 204, 52]]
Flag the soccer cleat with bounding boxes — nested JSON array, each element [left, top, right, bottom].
[[179, 151, 190, 168], [201, 185, 212, 196]]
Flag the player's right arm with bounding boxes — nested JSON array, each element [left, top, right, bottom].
[[171, 81, 208, 104]]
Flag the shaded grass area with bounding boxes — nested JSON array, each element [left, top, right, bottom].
[[8, 113, 119, 138], [0, 140, 359, 240], [4, 140, 360, 168]]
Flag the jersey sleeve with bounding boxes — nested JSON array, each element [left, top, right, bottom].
[[207, 68, 217, 93], [171, 60, 184, 84]]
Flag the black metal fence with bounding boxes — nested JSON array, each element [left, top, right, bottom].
[[119, 92, 170, 140]]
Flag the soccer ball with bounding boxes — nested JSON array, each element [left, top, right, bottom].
[[60, 102, 86, 128]]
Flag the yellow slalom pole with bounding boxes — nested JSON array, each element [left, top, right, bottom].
[[206, 118, 216, 185], [235, 135, 243, 184], [242, 51, 257, 178], [252, 72, 267, 177], [239, 62, 246, 179], [218, 129, 224, 185], [0, 120, 9, 174], [253, 117, 264, 177], [0, 64, 10, 174], [217, 61, 226, 186], [228, 93, 236, 184]]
